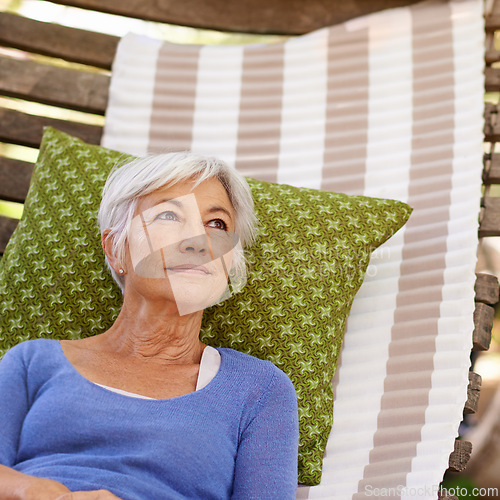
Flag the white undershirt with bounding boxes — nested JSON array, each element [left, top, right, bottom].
[[94, 346, 221, 399]]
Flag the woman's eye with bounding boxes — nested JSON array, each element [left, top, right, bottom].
[[206, 219, 228, 231], [155, 211, 178, 221]]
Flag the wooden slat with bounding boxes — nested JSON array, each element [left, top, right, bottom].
[[0, 12, 118, 69], [0, 56, 109, 115], [490, 0, 500, 16], [473, 302, 494, 351], [483, 103, 500, 143], [448, 439, 472, 473], [485, 66, 500, 92], [0, 157, 34, 204], [0, 215, 19, 255], [463, 373, 500, 480], [49, 0, 422, 35], [475, 273, 500, 305], [485, 15, 500, 32], [482, 153, 500, 185], [464, 372, 482, 414], [485, 50, 500, 65], [0, 108, 102, 149], [438, 493, 458, 500], [479, 196, 500, 237]]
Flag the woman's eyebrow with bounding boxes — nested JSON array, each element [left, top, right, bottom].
[[206, 206, 233, 220], [153, 198, 183, 208]]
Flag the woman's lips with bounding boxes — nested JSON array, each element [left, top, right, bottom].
[[166, 264, 210, 275]]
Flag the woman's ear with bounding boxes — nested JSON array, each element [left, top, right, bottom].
[[102, 229, 125, 274]]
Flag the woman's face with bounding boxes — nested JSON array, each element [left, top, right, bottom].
[[124, 177, 238, 315]]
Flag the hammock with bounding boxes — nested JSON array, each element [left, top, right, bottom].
[[100, 0, 484, 498]]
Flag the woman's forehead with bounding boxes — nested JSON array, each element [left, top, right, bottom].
[[136, 177, 234, 215]]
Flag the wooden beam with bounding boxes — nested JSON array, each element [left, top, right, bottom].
[[485, 49, 500, 65], [438, 491, 458, 500], [484, 103, 500, 143], [485, 66, 500, 92], [0, 157, 33, 204], [482, 153, 500, 185], [480, 196, 500, 237], [447, 439, 472, 473], [49, 0, 423, 35], [0, 56, 109, 114], [473, 302, 494, 351], [0, 12, 118, 69], [464, 372, 482, 414], [472, 273, 497, 352], [475, 273, 500, 305], [485, 15, 500, 32], [0, 215, 19, 255], [0, 108, 102, 149]]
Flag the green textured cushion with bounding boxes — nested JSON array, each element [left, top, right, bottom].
[[0, 128, 411, 485]]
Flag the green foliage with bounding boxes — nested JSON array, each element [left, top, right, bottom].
[[441, 475, 479, 500]]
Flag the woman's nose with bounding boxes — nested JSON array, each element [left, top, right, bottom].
[[179, 234, 209, 254]]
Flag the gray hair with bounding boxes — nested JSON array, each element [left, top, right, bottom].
[[98, 151, 257, 293]]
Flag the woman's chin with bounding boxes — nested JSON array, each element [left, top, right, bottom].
[[168, 278, 230, 315], [173, 294, 222, 315]]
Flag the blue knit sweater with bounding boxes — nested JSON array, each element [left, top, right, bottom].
[[0, 339, 299, 499]]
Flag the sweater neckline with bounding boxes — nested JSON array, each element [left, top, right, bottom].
[[55, 340, 225, 402]]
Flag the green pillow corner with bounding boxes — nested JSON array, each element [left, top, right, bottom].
[[0, 127, 412, 486], [201, 178, 412, 484]]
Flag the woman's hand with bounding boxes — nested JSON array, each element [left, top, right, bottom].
[[0, 465, 72, 500], [56, 491, 122, 500], [14, 476, 72, 500], [20, 480, 122, 500], [0, 465, 122, 500]]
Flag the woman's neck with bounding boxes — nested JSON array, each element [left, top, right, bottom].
[[93, 298, 206, 364]]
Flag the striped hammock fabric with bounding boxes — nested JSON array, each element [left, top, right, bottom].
[[101, 0, 484, 498]]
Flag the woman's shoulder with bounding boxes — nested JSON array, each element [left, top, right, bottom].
[[217, 347, 295, 392], [5, 337, 59, 353], [216, 348, 298, 422], [0, 339, 64, 390], [1, 338, 61, 365]]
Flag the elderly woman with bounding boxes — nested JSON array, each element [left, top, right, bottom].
[[0, 153, 299, 500]]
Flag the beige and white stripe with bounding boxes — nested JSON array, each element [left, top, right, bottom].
[[191, 46, 243, 168], [101, 1, 484, 498], [235, 43, 285, 182]]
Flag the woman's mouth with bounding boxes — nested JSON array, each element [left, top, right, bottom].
[[166, 264, 210, 275]]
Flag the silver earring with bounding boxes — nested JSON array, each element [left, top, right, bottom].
[[118, 268, 125, 275]]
